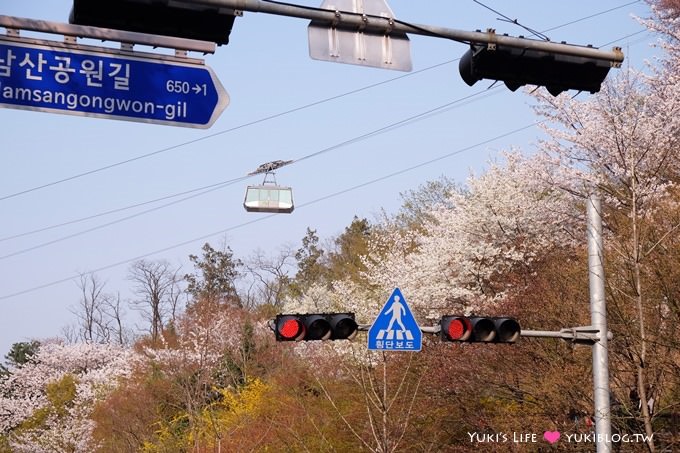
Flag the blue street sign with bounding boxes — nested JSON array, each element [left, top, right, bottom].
[[0, 38, 229, 128], [368, 288, 422, 352]]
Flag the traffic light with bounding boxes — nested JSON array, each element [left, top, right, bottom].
[[459, 41, 612, 96], [274, 313, 358, 341], [440, 316, 521, 343], [69, 0, 238, 45]]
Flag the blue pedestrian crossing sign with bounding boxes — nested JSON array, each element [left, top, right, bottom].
[[368, 288, 422, 352]]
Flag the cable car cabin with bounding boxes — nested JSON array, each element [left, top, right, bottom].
[[244, 184, 294, 213]]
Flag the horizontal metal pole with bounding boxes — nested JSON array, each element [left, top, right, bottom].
[[0, 15, 216, 54], [522, 328, 612, 343], [0, 34, 208, 65], [185, 0, 624, 63], [355, 325, 610, 343], [358, 324, 439, 334], [521, 329, 572, 339]]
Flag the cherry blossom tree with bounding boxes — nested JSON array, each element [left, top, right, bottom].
[[359, 150, 578, 323], [530, 60, 680, 450], [0, 341, 140, 452], [277, 152, 579, 451]]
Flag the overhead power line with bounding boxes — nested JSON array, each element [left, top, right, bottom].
[[0, 60, 454, 202], [0, 87, 503, 258], [0, 23, 653, 258], [471, 0, 551, 41], [0, 1, 645, 202], [0, 120, 541, 301], [0, 20, 654, 298]]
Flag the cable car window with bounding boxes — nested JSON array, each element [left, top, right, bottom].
[[244, 160, 294, 214], [244, 185, 294, 213]]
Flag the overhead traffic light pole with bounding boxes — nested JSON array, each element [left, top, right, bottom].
[[275, 318, 609, 344], [65, 0, 624, 95], [182, 0, 624, 62]]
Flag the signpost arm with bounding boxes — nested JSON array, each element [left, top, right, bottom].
[[184, 0, 624, 64]]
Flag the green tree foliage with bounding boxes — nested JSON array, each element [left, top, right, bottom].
[[185, 242, 242, 308], [327, 216, 372, 284], [289, 228, 327, 297], [1, 341, 39, 378], [290, 219, 374, 297], [4, 341, 40, 369], [392, 175, 457, 230]]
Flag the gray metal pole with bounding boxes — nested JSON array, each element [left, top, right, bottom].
[[587, 193, 612, 452], [186, 0, 624, 63]]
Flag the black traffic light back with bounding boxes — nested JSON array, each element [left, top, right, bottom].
[[440, 316, 520, 343], [69, 0, 237, 45], [275, 313, 358, 342], [459, 42, 612, 96]]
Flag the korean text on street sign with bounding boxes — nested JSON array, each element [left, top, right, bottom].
[[0, 38, 229, 128]]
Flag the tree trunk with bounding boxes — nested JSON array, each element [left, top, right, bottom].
[[631, 184, 656, 452]]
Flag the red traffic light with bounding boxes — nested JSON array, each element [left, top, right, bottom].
[[440, 316, 520, 343], [276, 315, 305, 341], [441, 316, 472, 341], [274, 313, 358, 342]]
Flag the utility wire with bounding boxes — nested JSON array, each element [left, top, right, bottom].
[[0, 120, 540, 300], [0, 177, 248, 243], [0, 177, 249, 260], [0, 1, 644, 202], [0, 60, 454, 202], [0, 87, 503, 259], [471, 0, 551, 41], [1, 18, 652, 250], [600, 29, 650, 47], [540, 1, 642, 36], [0, 25, 652, 295]]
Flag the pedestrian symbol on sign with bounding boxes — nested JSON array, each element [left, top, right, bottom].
[[368, 288, 422, 351]]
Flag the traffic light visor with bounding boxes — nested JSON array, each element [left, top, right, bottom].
[[276, 316, 305, 341], [330, 314, 358, 340], [470, 317, 496, 342], [304, 315, 332, 340], [459, 43, 612, 96], [274, 313, 358, 341], [440, 316, 472, 341], [494, 317, 521, 343], [441, 316, 472, 341]]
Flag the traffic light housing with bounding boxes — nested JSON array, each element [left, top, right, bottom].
[[274, 313, 358, 341], [69, 0, 237, 45], [459, 41, 612, 96], [440, 316, 521, 343]]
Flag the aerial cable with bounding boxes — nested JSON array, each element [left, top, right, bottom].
[[0, 60, 454, 202], [0, 1, 643, 201], [540, 1, 642, 36], [0, 120, 541, 300], [0, 176, 250, 260], [1, 87, 502, 253], [0, 22, 651, 254], [0, 176, 249, 243], [471, 0, 551, 41]]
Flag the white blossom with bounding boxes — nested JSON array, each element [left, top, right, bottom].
[[0, 341, 140, 452]]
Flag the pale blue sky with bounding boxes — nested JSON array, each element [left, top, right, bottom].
[[0, 0, 656, 356]]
